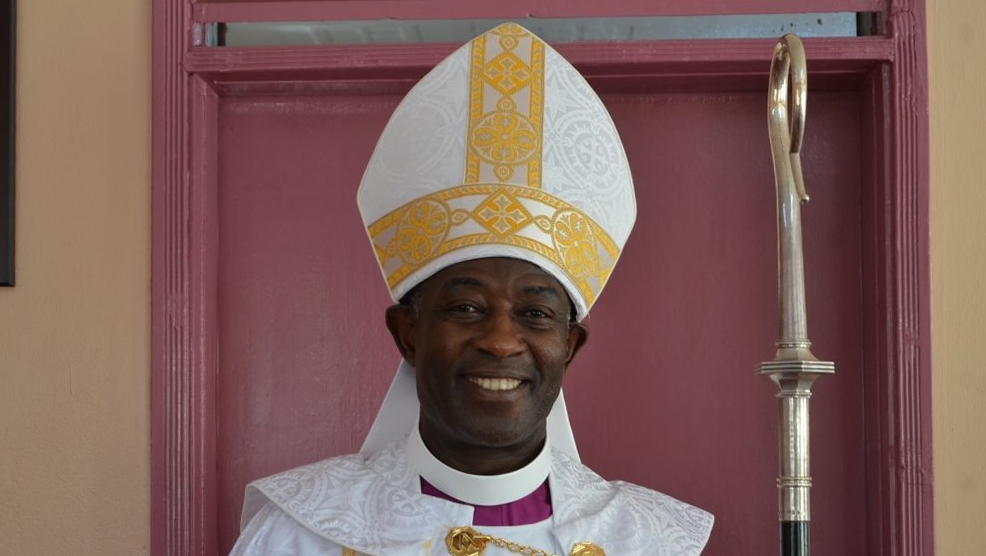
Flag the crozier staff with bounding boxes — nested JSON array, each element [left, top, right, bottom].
[[759, 34, 835, 556], [230, 23, 712, 556]]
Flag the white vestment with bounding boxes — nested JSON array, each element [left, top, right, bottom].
[[230, 435, 713, 556]]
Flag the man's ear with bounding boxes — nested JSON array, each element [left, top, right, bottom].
[[564, 321, 589, 366], [385, 304, 417, 364]]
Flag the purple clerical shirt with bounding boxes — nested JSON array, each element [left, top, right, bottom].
[[420, 478, 553, 526]]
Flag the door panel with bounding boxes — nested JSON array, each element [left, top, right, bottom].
[[217, 95, 401, 548], [216, 89, 865, 555]]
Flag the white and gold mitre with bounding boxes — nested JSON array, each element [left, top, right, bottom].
[[357, 22, 636, 318]]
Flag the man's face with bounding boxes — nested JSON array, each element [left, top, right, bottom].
[[386, 257, 587, 471]]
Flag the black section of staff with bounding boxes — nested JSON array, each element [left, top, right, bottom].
[[781, 521, 809, 556]]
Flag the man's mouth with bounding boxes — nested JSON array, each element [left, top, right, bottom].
[[467, 377, 523, 391]]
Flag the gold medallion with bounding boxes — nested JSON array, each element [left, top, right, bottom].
[[446, 526, 490, 556], [570, 542, 606, 556]]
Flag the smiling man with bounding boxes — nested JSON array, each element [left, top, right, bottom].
[[388, 257, 587, 478], [231, 22, 712, 556]]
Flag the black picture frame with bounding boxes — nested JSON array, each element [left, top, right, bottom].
[[1, 0, 13, 286]]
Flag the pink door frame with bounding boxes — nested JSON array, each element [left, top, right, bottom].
[[151, 1, 931, 555]]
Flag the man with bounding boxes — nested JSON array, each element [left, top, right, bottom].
[[231, 22, 712, 556]]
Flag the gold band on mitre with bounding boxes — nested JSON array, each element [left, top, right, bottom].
[[368, 183, 619, 308]]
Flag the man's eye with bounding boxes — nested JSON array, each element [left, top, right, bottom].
[[449, 303, 481, 314], [522, 307, 555, 320]]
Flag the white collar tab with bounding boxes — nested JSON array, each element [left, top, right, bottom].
[[407, 424, 551, 506]]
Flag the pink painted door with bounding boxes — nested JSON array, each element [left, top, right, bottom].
[[216, 87, 865, 555]]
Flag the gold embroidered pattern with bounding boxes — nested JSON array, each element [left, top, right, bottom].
[[553, 210, 602, 279], [483, 52, 533, 96], [368, 184, 619, 305], [466, 23, 545, 188], [394, 199, 450, 265], [475, 190, 533, 235]]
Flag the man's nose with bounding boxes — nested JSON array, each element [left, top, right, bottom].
[[474, 310, 525, 357]]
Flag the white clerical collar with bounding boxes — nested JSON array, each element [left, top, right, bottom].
[[406, 423, 552, 506]]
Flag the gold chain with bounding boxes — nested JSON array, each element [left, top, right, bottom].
[[486, 534, 557, 556], [445, 526, 605, 556]]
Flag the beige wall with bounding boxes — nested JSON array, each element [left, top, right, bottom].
[[0, 1, 981, 555], [0, 1, 151, 555], [928, 1, 986, 555]]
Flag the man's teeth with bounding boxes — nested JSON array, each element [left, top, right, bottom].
[[468, 377, 522, 391]]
